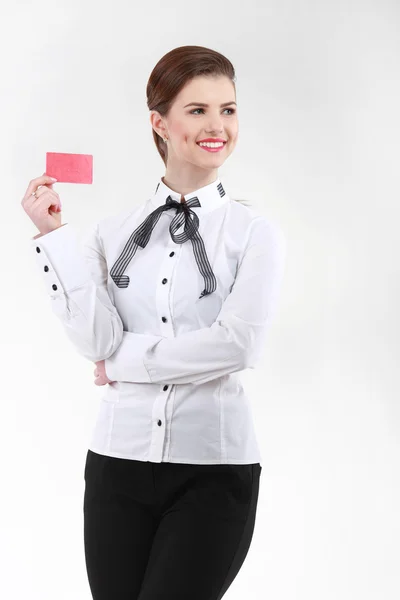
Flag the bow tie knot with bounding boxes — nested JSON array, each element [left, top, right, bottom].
[[109, 194, 217, 299]]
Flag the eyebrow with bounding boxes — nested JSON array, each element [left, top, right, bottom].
[[183, 101, 237, 108]]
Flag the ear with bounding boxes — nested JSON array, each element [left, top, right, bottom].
[[149, 110, 166, 140]]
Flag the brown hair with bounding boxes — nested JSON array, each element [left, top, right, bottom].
[[146, 45, 251, 206]]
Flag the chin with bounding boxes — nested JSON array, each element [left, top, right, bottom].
[[197, 158, 226, 169]]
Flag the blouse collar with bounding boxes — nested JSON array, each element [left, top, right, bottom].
[[150, 176, 229, 215]]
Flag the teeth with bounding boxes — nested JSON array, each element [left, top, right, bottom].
[[198, 142, 224, 148]]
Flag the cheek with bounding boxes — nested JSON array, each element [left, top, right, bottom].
[[172, 122, 187, 139], [174, 122, 197, 143], [230, 122, 239, 136]]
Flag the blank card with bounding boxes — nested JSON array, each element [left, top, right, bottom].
[[46, 152, 93, 184]]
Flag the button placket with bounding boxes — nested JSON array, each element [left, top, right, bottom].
[[149, 392, 169, 462], [156, 241, 178, 334], [153, 240, 180, 459]]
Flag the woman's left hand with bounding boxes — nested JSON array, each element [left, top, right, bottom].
[[93, 360, 115, 386]]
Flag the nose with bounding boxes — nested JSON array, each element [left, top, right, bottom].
[[206, 124, 224, 135], [206, 116, 224, 134]]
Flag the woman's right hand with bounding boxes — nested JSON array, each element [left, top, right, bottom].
[[21, 173, 63, 236]]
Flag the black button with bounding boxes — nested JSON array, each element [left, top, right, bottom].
[[52, 284, 57, 291], [163, 385, 168, 391], [169, 251, 175, 257], [162, 278, 167, 284], [36, 247, 41, 253], [44, 266, 49, 272], [162, 317, 167, 323], [157, 419, 162, 426]]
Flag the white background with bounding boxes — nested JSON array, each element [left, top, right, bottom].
[[1, 0, 399, 598]]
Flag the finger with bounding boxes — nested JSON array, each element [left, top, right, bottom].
[[27, 187, 60, 212], [30, 195, 60, 216], [22, 175, 55, 202], [24, 187, 58, 213], [32, 187, 59, 199], [43, 171, 55, 189], [22, 174, 57, 204]]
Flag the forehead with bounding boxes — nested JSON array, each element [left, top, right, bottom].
[[175, 75, 235, 105]]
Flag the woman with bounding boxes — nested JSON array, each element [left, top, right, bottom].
[[23, 45, 286, 600]]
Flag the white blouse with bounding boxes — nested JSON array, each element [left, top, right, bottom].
[[31, 176, 286, 465]]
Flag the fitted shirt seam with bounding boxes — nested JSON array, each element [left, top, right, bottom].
[[218, 377, 223, 461]]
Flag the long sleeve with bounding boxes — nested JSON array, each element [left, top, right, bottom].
[[31, 222, 123, 362], [105, 217, 286, 386]]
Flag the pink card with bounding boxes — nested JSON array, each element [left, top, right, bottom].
[[45, 152, 93, 184]]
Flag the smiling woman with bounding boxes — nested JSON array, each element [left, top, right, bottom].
[[80, 44, 281, 600]]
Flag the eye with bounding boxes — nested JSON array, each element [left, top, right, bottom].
[[190, 108, 236, 115]]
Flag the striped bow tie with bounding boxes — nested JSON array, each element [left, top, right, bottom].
[[110, 195, 217, 299]]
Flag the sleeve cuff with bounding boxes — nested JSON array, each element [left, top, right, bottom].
[[31, 223, 91, 295], [104, 331, 162, 383]]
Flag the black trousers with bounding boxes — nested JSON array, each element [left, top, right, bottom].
[[83, 449, 262, 600]]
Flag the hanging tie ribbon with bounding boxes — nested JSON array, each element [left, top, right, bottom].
[[110, 195, 217, 299]]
